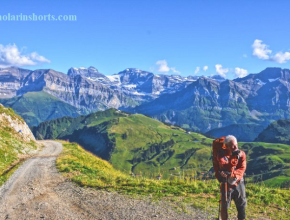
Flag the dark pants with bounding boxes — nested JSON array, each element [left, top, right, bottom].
[[227, 180, 247, 219]]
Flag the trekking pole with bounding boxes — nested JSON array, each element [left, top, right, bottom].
[[216, 196, 221, 220], [220, 176, 228, 220]]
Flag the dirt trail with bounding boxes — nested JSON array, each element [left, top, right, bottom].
[[0, 140, 229, 219]]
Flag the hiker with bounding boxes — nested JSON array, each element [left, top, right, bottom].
[[214, 135, 247, 220]]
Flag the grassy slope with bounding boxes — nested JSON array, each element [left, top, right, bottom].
[[110, 114, 212, 178], [109, 114, 290, 187], [0, 105, 38, 186], [0, 91, 82, 126], [242, 142, 290, 187], [57, 141, 290, 219]]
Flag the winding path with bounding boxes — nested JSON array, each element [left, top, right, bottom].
[[0, 140, 215, 219]]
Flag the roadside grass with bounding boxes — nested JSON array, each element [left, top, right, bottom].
[[57, 141, 290, 219], [0, 125, 37, 187], [0, 105, 24, 122], [0, 161, 23, 186]]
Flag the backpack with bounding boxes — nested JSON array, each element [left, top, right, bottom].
[[212, 136, 231, 179]]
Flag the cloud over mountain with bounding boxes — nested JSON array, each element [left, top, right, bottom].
[[155, 60, 180, 74], [235, 67, 248, 78], [215, 64, 228, 78]]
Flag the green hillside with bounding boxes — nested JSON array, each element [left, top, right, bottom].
[[255, 119, 290, 144], [33, 109, 290, 187], [33, 109, 125, 159], [0, 104, 38, 186], [110, 113, 212, 179], [0, 91, 83, 126]]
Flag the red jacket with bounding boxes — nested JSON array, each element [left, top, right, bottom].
[[216, 150, 247, 183]]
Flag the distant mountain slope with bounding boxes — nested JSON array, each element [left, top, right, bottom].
[[0, 66, 32, 98], [0, 91, 82, 126], [255, 119, 290, 144], [234, 67, 290, 113], [0, 104, 38, 185], [130, 68, 290, 136], [33, 109, 290, 186], [130, 77, 252, 131], [206, 124, 266, 142]]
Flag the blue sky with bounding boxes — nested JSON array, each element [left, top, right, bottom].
[[1, 0, 290, 79]]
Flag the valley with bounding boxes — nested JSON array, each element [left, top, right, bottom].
[[33, 109, 290, 187]]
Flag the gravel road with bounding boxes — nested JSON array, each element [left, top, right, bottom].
[[0, 140, 254, 219]]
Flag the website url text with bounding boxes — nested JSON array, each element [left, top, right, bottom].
[[0, 13, 77, 21]]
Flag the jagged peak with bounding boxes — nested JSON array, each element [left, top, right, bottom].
[[117, 68, 152, 75], [67, 66, 105, 78], [88, 66, 99, 71], [0, 66, 31, 73]]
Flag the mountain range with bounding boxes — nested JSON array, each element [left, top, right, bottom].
[[1, 66, 290, 141]]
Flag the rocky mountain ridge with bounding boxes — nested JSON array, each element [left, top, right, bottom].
[[130, 67, 290, 140], [0, 66, 137, 113], [0, 65, 225, 113], [69, 67, 204, 102]]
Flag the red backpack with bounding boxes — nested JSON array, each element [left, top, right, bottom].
[[212, 136, 231, 179]]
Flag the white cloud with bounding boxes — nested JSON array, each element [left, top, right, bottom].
[[0, 44, 50, 68], [215, 64, 228, 78], [271, 52, 290, 63], [203, 66, 208, 71], [252, 39, 290, 64], [235, 67, 248, 78], [194, 67, 200, 74], [252, 39, 272, 60], [30, 52, 50, 63], [170, 67, 181, 74], [156, 60, 170, 72], [155, 60, 180, 74]]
